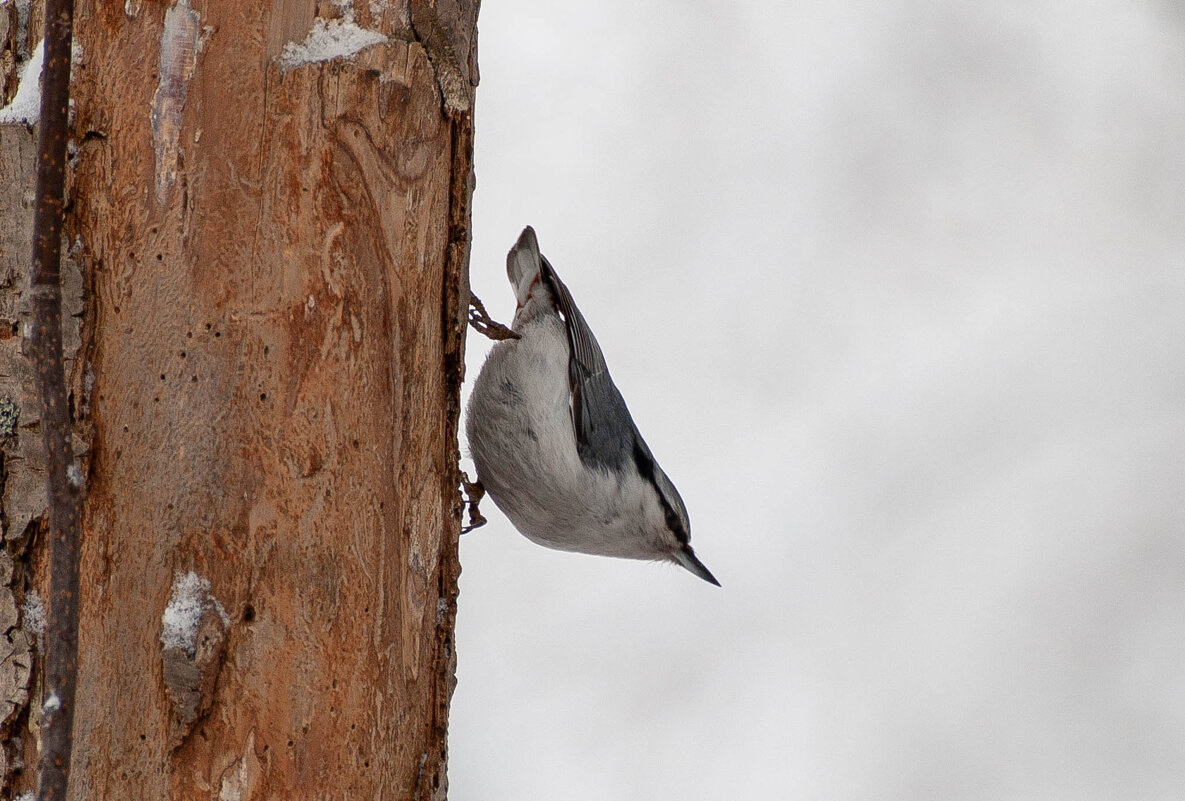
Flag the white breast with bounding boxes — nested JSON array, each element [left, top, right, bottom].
[[466, 313, 667, 560]]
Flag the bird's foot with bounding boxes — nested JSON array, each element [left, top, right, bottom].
[[460, 471, 488, 534], [468, 293, 520, 341]]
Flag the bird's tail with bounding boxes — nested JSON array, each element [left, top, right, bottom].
[[507, 226, 543, 308]]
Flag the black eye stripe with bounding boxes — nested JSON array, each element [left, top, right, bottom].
[[663, 504, 686, 543], [632, 441, 689, 544]]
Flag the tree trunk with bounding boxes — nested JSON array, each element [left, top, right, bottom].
[[0, 0, 476, 797]]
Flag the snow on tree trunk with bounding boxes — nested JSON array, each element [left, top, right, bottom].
[[1, 0, 476, 797]]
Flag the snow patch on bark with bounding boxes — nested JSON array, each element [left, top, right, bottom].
[[0, 40, 44, 126], [22, 589, 45, 636], [279, 18, 386, 69], [161, 570, 227, 655]]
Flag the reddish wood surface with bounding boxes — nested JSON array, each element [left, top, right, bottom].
[[0, 0, 478, 797]]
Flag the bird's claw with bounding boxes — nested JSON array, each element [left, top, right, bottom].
[[460, 471, 488, 534], [468, 293, 520, 341]]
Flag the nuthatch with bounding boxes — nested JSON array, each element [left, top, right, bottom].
[[466, 227, 718, 585]]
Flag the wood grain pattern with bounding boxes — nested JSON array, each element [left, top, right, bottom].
[[0, 0, 477, 797]]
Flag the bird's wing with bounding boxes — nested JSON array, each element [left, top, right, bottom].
[[538, 257, 635, 471], [537, 246, 697, 553]]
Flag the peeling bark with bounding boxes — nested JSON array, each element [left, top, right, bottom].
[[1, 0, 477, 797], [1, 48, 89, 790]]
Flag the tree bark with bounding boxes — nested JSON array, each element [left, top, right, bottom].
[[0, 0, 476, 797]]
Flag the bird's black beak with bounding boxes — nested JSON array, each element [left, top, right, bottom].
[[674, 545, 720, 587]]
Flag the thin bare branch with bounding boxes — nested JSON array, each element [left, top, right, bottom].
[[29, 0, 81, 798]]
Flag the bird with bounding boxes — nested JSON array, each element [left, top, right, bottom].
[[465, 226, 718, 585]]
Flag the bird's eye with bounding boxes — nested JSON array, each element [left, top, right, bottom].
[[664, 505, 686, 542]]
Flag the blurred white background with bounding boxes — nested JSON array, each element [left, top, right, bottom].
[[451, 1, 1185, 799]]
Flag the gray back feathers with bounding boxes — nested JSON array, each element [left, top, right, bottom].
[[514, 231, 695, 547]]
